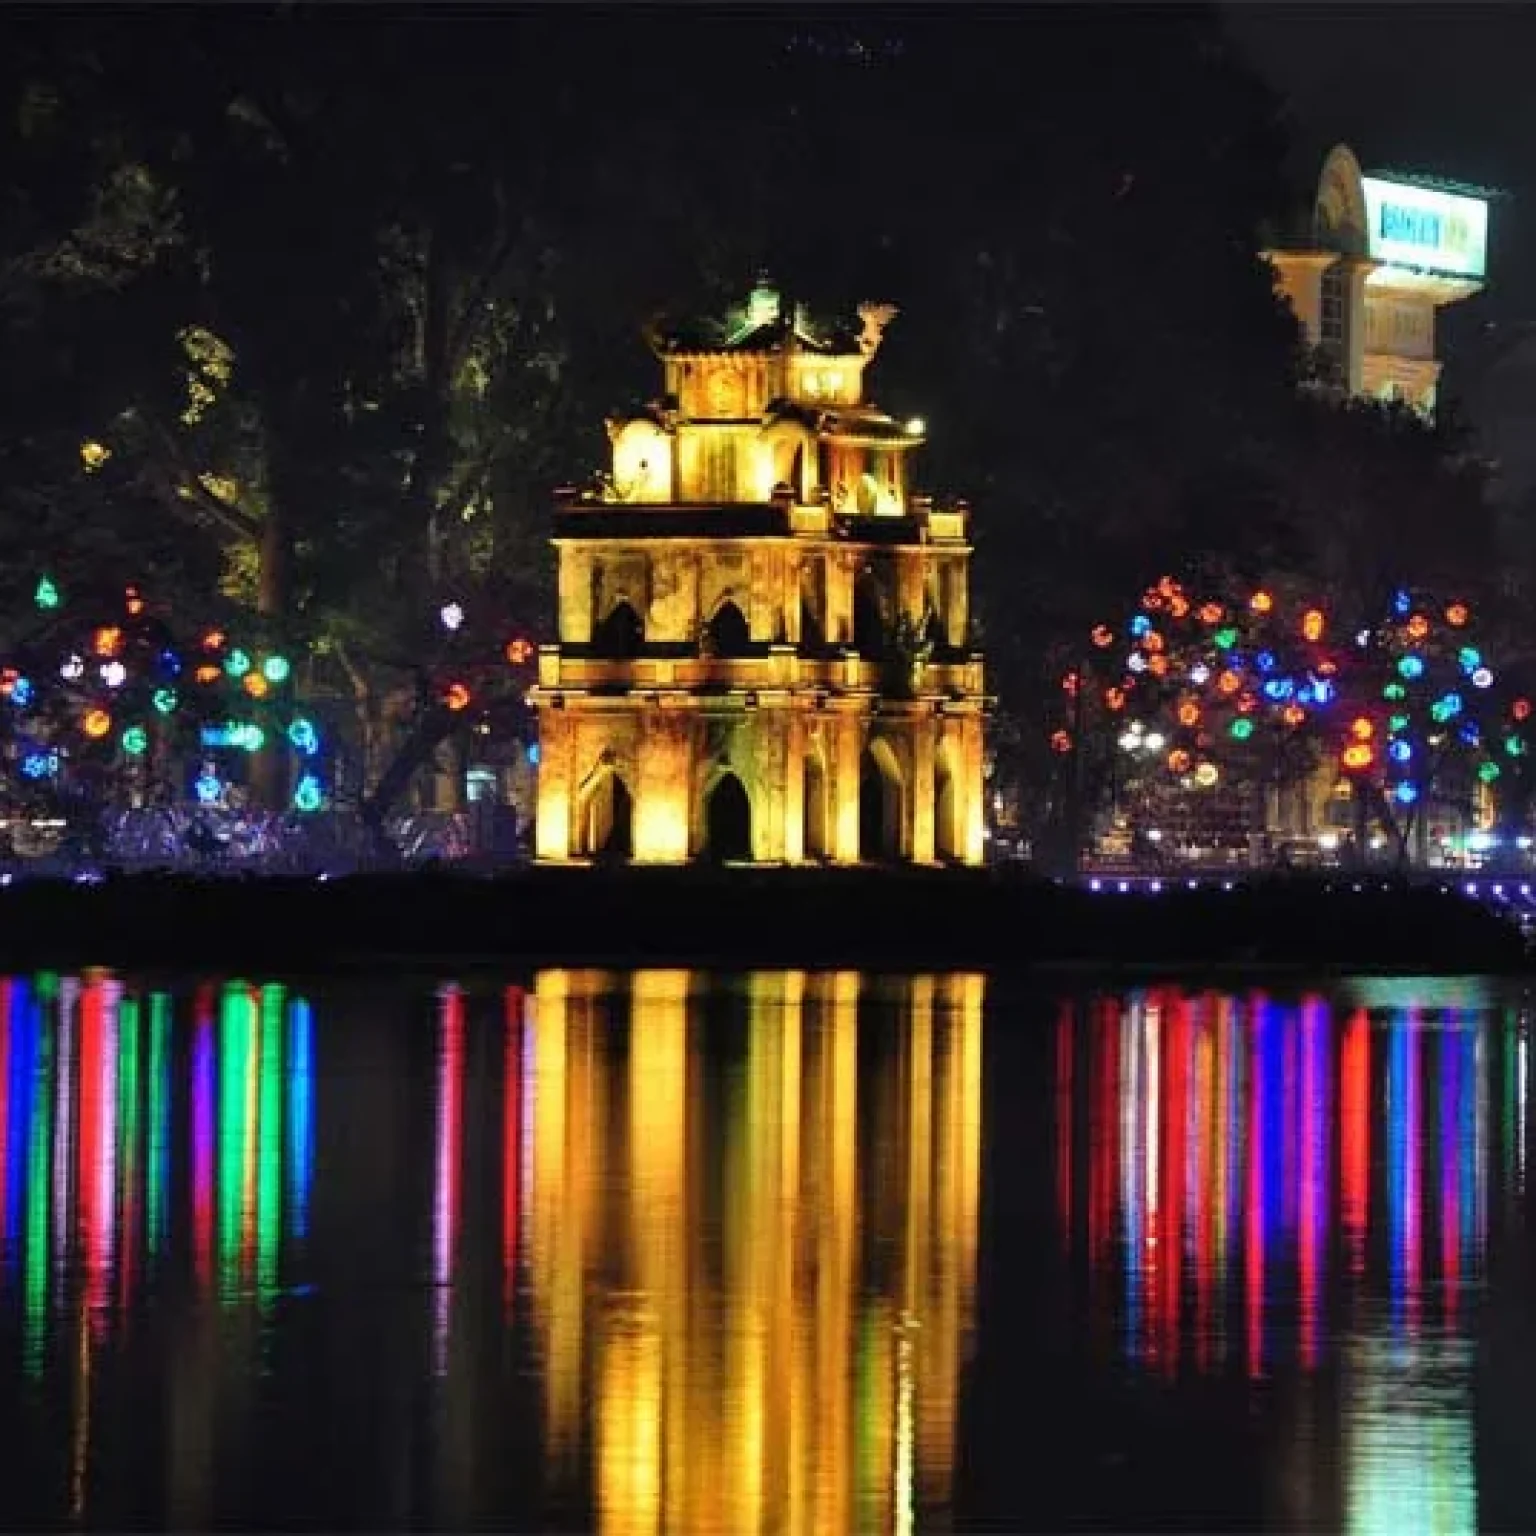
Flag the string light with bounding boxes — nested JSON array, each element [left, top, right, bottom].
[[121, 725, 148, 756], [82, 709, 111, 739], [262, 654, 291, 684], [33, 576, 60, 611]]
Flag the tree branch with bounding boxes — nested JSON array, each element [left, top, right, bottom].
[[138, 414, 262, 544]]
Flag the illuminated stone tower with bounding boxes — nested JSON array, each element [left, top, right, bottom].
[[530, 278, 987, 865], [1268, 144, 1490, 415]]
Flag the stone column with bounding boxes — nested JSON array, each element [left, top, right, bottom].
[[911, 718, 937, 864], [833, 712, 862, 864], [960, 715, 986, 866], [534, 707, 574, 861]]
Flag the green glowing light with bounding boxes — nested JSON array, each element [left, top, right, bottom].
[[33, 577, 60, 611], [257, 985, 285, 1310], [261, 654, 290, 685], [147, 994, 171, 1253], [152, 687, 178, 716], [1389, 714, 1410, 734], [24, 1007, 51, 1380], [1214, 627, 1239, 651], [122, 724, 148, 756], [1383, 683, 1407, 701], [1479, 761, 1502, 783], [218, 983, 255, 1303], [224, 648, 252, 679], [1229, 717, 1254, 741], [118, 996, 141, 1275]]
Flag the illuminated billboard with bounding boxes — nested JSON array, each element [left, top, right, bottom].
[[1362, 176, 1488, 281]]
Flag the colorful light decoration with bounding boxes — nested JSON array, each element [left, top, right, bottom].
[[292, 774, 324, 813], [243, 672, 270, 700], [60, 654, 84, 682], [444, 682, 471, 713], [261, 655, 290, 685], [505, 637, 534, 666], [223, 649, 252, 679], [121, 725, 148, 757], [1067, 580, 1536, 849], [82, 709, 111, 740], [194, 770, 222, 805], [152, 687, 178, 715], [439, 602, 465, 633], [33, 576, 60, 611], [99, 661, 127, 689]]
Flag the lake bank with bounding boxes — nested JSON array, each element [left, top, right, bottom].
[[0, 866, 1525, 974]]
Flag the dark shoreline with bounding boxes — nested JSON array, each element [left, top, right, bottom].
[[0, 866, 1525, 975]]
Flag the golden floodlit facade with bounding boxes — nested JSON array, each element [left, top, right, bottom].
[[530, 279, 987, 865], [1268, 143, 1490, 415]]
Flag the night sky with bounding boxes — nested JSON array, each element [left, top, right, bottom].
[[1225, 3, 1536, 496]]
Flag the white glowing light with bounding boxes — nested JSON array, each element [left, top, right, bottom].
[[99, 661, 126, 689], [906, 417, 925, 435], [60, 654, 84, 681], [439, 602, 465, 633]]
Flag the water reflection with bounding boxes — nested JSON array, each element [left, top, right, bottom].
[[1056, 986, 1529, 1535], [512, 969, 984, 1535]]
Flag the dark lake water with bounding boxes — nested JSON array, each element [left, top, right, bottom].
[[0, 966, 1530, 1532]]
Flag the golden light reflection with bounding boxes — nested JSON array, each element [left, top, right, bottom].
[[526, 967, 983, 1536]]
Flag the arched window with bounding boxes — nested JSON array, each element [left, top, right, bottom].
[[593, 600, 643, 658], [705, 599, 751, 656]]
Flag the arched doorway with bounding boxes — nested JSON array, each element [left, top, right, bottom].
[[577, 770, 633, 861], [935, 746, 960, 863], [704, 773, 752, 862], [705, 598, 751, 656], [803, 754, 829, 861], [859, 742, 902, 862], [594, 600, 643, 658]]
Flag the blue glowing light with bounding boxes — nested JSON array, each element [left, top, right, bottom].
[[1261, 678, 1293, 702], [1256, 650, 1276, 673], [20, 751, 57, 781], [1398, 655, 1425, 680], [1312, 679, 1335, 705], [292, 773, 323, 814], [1458, 646, 1482, 673], [527, 743, 540, 765], [9, 678, 31, 708], [1393, 589, 1412, 617], [1389, 740, 1412, 764], [159, 649, 182, 677], [1394, 782, 1419, 805], [287, 717, 319, 755], [1460, 723, 1482, 747], [1130, 615, 1151, 638], [194, 772, 222, 805]]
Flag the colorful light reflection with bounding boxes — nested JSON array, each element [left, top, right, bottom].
[[0, 974, 317, 1343], [1056, 987, 1514, 1535]]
